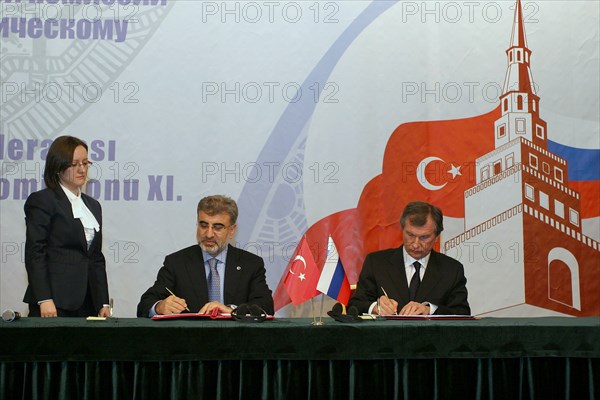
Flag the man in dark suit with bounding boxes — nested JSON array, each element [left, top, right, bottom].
[[349, 201, 470, 316], [137, 195, 274, 317]]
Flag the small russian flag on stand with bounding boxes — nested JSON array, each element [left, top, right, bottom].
[[317, 236, 352, 305]]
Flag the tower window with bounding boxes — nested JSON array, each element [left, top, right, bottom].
[[554, 167, 564, 183], [532, 99, 537, 112], [529, 154, 538, 169], [506, 153, 514, 168], [569, 209, 579, 227], [517, 50, 521, 61], [536, 125, 545, 139], [539, 191, 549, 210], [493, 160, 502, 175], [525, 183, 535, 201], [542, 162, 550, 174], [517, 95, 524, 110], [498, 124, 506, 139], [481, 165, 490, 181], [554, 200, 564, 218], [510, 52, 513, 62], [516, 118, 526, 133], [503, 98, 509, 112]]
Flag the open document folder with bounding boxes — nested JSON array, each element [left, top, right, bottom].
[[151, 312, 232, 321], [151, 308, 275, 321], [360, 314, 477, 320]]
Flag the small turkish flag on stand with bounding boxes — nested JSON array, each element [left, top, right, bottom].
[[283, 236, 320, 306]]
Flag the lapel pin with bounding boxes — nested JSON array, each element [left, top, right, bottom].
[[236, 266, 241, 271]]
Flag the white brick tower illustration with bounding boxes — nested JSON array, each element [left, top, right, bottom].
[[443, 0, 599, 317]]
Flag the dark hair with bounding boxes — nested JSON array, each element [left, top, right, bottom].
[[197, 195, 238, 224], [43, 136, 88, 189], [400, 201, 444, 236]]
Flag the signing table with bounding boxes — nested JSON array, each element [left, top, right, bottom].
[[1, 317, 598, 399]]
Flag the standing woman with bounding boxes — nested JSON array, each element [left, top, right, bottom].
[[23, 135, 110, 317]]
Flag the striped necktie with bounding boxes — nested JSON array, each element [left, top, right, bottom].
[[207, 258, 220, 302]]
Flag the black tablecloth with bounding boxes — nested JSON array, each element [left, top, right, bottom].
[[1, 317, 598, 399]]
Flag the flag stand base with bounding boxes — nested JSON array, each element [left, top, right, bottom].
[[309, 295, 325, 326]]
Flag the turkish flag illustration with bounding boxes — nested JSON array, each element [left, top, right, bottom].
[[274, 108, 499, 310], [274, 0, 599, 315], [283, 236, 320, 306]]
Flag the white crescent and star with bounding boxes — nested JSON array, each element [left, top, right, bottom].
[[448, 164, 462, 179], [416, 156, 462, 191], [289, 255, 307, 281]]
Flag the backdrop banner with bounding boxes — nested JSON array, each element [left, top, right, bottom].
[[1, 0, 598, 317]]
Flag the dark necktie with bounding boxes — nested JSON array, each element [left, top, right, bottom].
[[207, 258, 220, 302], [409, 261, 421, 301]]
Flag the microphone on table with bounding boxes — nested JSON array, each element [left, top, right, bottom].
[[327, 303, 362, 323], [2, 309, 21, 322]]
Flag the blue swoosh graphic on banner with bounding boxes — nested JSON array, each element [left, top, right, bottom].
[[236, 0, 398, 242], [548, 140, 600, 181]]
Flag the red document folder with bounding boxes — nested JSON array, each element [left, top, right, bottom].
[[382, 315, 476, 321], [151, 309, 275, 321], [151, 312, 232, 321]]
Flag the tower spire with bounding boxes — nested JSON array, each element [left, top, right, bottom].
[[503, 0, 535, 95], [493, 0, 547, 149], [510, 0, 528, 50]]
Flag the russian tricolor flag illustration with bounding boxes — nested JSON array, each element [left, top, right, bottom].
[[548, 141, 600, 219]]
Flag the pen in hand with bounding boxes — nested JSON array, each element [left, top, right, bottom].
[[380, 286, 398, 315], [165, 287, 191, 312]]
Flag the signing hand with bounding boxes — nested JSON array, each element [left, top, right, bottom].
[[377, 295, 398, 315], [156, 295, 188, 315], [399, 301, 430, 315], [199, 301, 232, 315]]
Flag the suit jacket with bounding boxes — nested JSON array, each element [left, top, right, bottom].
[[348, 246, 470, 315], [137, 244, 274, 317], [23, 187, 109, 312]]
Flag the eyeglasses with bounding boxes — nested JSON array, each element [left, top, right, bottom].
[[70, 161, 93, 168], [197, 221, 229, 233]]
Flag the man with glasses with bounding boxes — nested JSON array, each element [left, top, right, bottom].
[[137, 195, 274, 317], [348, 201, 470, 316]]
